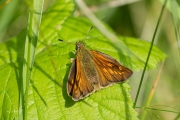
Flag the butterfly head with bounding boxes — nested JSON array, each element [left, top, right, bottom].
[[76, 42, 84, 50]]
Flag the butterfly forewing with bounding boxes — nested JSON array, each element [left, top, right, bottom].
[[91, 50, 133, 87], [67, 50, 94, 101]]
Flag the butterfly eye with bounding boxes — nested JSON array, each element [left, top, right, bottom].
[[76, 42, 84, 50], [76, 43, 79, 50]]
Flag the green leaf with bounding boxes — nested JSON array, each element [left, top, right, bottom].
[[0, 29, 27, 119], [0, 0, 167, 119]]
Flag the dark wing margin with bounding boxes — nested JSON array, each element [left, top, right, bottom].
[[91, 50, 133, 87]]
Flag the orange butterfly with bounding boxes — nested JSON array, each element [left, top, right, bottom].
[[67, 42, 133, 101]]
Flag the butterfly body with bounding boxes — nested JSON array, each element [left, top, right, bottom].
[[67, 42, 132, 101]]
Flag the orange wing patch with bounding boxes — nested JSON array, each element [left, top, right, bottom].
[[91, 51, 133, 87], [67, 57, 94, 101]]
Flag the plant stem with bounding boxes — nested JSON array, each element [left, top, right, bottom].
[[21, 1, 44, 120], [141, 62, 164, 120], [133, 0, 167, 108]]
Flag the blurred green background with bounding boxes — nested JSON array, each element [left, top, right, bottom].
[[0, 0, 179, 119]]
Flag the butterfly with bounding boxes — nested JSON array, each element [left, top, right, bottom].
[[67, 41, 133, 101]]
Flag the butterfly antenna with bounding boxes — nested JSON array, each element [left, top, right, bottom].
[[58, 39, 74, 46], [58, 26, 93, 44], [84, 26, 93, 42], [58, 39, 63, 42]]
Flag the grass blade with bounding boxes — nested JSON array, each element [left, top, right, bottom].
[[133, 0, 167, 108], [20, 0, 44, 119]]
